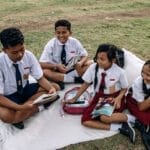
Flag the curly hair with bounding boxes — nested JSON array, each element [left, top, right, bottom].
[[0, 27, 24, 48], [55, 19, 71, 31]]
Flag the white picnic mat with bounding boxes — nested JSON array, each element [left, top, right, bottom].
[[1, 84, 117, 150], [0, 49, 144, 150]]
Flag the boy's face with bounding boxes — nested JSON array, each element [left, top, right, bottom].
[[96, 52, 113, 70], [142, 65, 150, 84], [55, 26, 71, 44], [3, 43, 25, 63]]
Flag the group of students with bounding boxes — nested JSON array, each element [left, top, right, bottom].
[[0, 19, 149, 149]]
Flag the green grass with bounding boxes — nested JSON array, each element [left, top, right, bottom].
[[0, 0, 150, 149]]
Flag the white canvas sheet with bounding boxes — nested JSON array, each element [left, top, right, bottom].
[[1, 85, 117, 150], [0, 49, 144, 150]]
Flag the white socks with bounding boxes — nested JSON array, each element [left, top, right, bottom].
[[110, 123, 122, 131], [64, 74, 74, 83], [67, 70, 79, 77], [64, 70, 79, 83], [110, 114, 136, 131], [127, 114, 136, 123]]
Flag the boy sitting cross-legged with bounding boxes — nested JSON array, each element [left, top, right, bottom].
[[0, 27, 60, 129]]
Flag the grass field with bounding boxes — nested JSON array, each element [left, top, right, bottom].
[[0, 0, 150, 149]]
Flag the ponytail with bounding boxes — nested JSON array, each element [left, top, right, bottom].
[[94, 63, 99, 89]]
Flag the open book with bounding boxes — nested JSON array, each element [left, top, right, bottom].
[[66, 55, 80, 71], [33, 92, 58, 105], [91, 103, 115, 118]]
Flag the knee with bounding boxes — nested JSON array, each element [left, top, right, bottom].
[[100, 115, 112, 124], [1, 111, 15, 123]]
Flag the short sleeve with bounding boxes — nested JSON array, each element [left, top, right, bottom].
[[82, 63, 95, 83], [29, 52, 43, 80], [75, 39, 88, 57], [132, 77, 145, 102], [39, 41, 54, 63]]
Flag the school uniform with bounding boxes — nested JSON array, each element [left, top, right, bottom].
[[126, 76, 150, 125], [39, 37, 88, 65], [81, 63, 128, 122], [0, 50, 43, 104]]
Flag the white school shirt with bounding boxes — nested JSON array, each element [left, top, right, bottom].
[[0, 50, 43, 95], [132, 76, 150, 103], [82, 63, 128, 95], [39, 37, 88, 64]]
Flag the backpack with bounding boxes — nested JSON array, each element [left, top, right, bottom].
[[63, 87, 92, 114]]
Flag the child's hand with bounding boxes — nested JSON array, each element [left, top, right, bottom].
[[76, 61, 83, 68], [57, 64, 68, 73], [63, 98, 77, 104], [113, 97, 121, 109], [98, 97, 105, 103], [48, 87, 56, 94]]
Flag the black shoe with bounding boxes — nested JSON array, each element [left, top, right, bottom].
[[43, 95, 60, 109], [57, 82, 65, 90], [74, 77, 84, 84], [134, 119, 146, 133], [119, 122, 135, 143], [141, 131, 150, 150], [12, 121, 24, 129]]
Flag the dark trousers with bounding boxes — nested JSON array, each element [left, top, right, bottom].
[[5, 83, 39, 104]]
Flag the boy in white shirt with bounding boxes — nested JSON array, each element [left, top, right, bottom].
[[39, 19, 93, 89], [0, 27, 59, 129]]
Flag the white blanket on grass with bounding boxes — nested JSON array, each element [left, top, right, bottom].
[[0, 49, 144, 150]]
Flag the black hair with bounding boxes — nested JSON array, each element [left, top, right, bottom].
[[93, 43, 118, 89], [0, 27, 24, 49], [142, 60, 150, 99], [55, 19, 71, 31]]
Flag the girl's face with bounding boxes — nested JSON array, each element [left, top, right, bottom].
[[142, 64, 150, 84], [55, 26, 71, 44], [96, 52, 113, 70]]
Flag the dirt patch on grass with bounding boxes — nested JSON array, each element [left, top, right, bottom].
[[1, 8, 149, 32]]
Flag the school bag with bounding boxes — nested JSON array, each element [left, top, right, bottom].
[[63, 87, 92, 114]]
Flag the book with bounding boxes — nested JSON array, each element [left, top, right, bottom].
[[66, 55, 80, 71], [33, 92, 58, 105], [91, 103, 115, 118]]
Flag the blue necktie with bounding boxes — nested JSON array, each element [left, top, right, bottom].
[[61, 44, 66, 65], [13, 64, 23, 95]]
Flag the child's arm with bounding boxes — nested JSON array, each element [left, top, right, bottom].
[[0, 95, 34, 111], [76, 56, 88, 67], [138, 97, 150, 111], [113, 88, 127, 109], [64, 82, 90, 104], [40, 62, 58, 70], [37, 76, 57, 93], [40, 62, 68, 74]]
